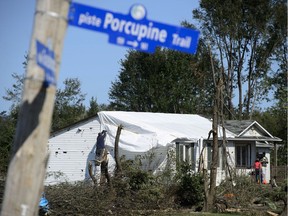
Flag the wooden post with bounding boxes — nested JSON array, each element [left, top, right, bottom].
[[274, 143, 277, 167], [114, 125, 123, 175], [1, 1, 69, 215]]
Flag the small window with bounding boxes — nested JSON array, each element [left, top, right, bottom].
[[207, 143, 212, 169], [176, 142, 195, 170], [206, 142, 223, 169], [235, 144, 250, 167]]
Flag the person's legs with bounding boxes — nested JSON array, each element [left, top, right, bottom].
[[255, 169, 260, 183], [100, 160, 111, 185], [88, 160, 97, 184], [96, 148, 105, 163]]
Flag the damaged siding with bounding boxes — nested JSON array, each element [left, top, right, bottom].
[[45, 117, 101, 185]]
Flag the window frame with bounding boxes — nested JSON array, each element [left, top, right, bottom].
[[205, 141, 223, 170], [176, 142, 195, 170], [235, 143, 251, 168]]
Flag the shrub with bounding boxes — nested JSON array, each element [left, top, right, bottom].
[[174, 162, 204, 207]]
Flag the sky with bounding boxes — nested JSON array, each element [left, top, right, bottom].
[[0, 0, 200, 113]]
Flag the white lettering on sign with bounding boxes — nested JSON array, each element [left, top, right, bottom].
[[172, 34, 191, 48], [103, 13, 167, 42], [69, 3, 200, 53], [78, 12, 102, 27], [37, 49, 55, 72], [21, 204, 29, 216]]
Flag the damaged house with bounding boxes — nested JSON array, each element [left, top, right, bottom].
[[45, 111, 281, 185]]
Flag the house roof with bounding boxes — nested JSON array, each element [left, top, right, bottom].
[[50, 114, 98, 137], [224, 120, 282, 142], [98, 111, 236, 152], [49, 112, 281, 151], [224, 120, 254, 135]]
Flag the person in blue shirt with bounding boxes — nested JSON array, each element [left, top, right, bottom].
[[95, 130, 107, 164], [39, 192, 49, 215], [88, 130, 111, 186]]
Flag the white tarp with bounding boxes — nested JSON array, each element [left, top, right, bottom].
[[98, 111, 235, 152]]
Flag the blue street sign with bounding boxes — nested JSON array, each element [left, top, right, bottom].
[[68, 2, 200, 54], [36, 40, 56, 87]]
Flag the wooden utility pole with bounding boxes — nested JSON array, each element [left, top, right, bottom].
[[1, 0, 69, 215]]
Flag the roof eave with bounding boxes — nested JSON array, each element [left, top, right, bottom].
[[227, 137, 282, 142]]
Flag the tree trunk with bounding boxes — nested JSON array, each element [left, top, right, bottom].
[[114, 125, 123, 175], [237, 69, 243, 120], [207, 80, 220, 211], [203, 107, 219, 212], [226, 42, 234, 120], [203, 47, 221, 212], [219, 78, 228, 176], [203, 87, 220, 212]]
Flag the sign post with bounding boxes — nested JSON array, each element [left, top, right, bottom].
[[0, 0, 69, 215]]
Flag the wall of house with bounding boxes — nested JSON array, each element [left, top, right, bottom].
[[214, 141, 233, 185], [216, 140, 271, 184], [45, 117, 102, 185], [242, 126, 262, 137], [48, 118, 276, 186], [45, 117, 171, 185]]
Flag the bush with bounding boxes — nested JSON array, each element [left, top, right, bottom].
[[174, 162, 204, 207]]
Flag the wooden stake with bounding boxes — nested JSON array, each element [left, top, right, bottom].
[[114, 125, 123, 175]]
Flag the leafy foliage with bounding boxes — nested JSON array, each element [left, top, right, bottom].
[[193, 0, 287, 118], [86, 96, 99, 117], [252, 107, 287, 165], [174, 162, 204, 207], [109, 46, 215, 114], [52, 78, 86, 131], [0, 73, 102, 171], [0, 112, 16, 173]]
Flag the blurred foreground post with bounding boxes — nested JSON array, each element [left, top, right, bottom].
[[1, 0, 69, 215]]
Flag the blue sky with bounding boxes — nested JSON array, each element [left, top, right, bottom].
[[0, 0, 200, 112]]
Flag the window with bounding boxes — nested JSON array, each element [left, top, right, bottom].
[[235, 144, 250, 167], [206, 142, 223, 169], [176, 142, 195, 170], [207, 143, 212, 169]]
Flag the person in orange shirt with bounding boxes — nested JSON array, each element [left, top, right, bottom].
[[253, 159, 262, 183]]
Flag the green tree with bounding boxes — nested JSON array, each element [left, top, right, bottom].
[[52, 78, 86, 131], [268, 0, 287, 110], [109, 43, 215, 114], [3, 72, 25, 113], [1, 75, 88, 172], [252, 107, 287, 166], [3, 73, 88, 131], [175, 162, 204, 207], [192, 1, 287, 211], [249, 0, 287, 164], [193, 0, 287, 119], [0, 112, 17, 173], [86, 97, 99, 117]]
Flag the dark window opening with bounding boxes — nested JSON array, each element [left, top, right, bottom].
[[206, 142, 223, 169], [235, 144, 250, 168], [176, 142, 195, 170]]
